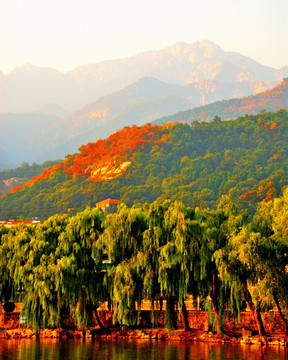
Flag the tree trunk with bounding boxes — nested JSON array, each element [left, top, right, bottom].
[[243, 291, 266, 337], [165, 294, 177, 330], [151, 302, 155, 328], [209, 292, 220, 334], [273, 292, 288, 336], [95, 310, 105, 330], [181, 301, 191, 332], [209, 271, 222, 334], [255, 309, 266, 338]]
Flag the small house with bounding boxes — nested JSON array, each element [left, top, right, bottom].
[[95, 198, 120, 214]]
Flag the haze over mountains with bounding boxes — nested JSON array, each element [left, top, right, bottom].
[[1, 40, 288, 169], [1, 40, 287, 113]]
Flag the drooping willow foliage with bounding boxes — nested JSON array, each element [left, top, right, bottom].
[[1, 188, 288, 334]]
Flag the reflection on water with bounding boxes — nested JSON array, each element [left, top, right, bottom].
[[0, 338, 287, 360]]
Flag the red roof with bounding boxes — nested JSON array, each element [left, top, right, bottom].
[[95, 198, 120, 206], [0, 220, 40, 226]]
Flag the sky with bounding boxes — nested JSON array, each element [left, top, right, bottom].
[[1, 0, 288, 74]]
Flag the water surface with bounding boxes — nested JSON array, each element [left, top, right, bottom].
[[0, 338, 287, 360]]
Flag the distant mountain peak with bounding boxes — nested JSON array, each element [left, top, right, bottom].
[[8, 63, 61, 77], [198, 39, 219, 47], [164, 40, 222, 59]]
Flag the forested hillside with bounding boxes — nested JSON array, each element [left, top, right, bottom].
[[0, 110, 287, 219]]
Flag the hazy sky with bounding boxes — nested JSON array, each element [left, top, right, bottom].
[[1, 0, 287, 74]]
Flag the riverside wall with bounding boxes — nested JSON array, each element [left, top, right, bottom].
[[1, 304, 286, 336]]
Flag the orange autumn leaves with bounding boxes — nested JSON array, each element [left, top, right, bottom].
[[241, 181, 276, 203], [8, 124, 167, 194], [257, 118, 278, 131], [63, 124, 165, 179]]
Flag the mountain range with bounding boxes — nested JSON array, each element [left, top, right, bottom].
[[1, 40, 288, 169], [1, 40, 287, 114]]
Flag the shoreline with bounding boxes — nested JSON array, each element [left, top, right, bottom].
[[1, 328, 288, 346]]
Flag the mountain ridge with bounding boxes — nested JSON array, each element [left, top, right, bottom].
[[2, 77, 280, 167]]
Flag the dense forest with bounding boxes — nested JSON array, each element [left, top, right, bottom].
[[153, 78, 288, 124], [0, 109, 287, 220], [1, 189, 288, 336]]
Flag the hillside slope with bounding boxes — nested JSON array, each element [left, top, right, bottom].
[[3, 76, 277, 166], [154, 79, 288, 125], [35, 77, 270, 163], [1, 110, 287, 220]]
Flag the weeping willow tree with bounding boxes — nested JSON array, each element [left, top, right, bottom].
[[196, 198, 248, 335], [156, 201, 202, 331], [11, 214, 70, 330], [171, 204, 203, 331], [54, 207, 105, 328], [138, 201, 170, 327], [246, 188, 288, 335], [195, 208, 228, 334], [96, 204, 148, 326], [158, 241, 180, 330], [111, 258, 144, 326], [0, 225, 22, 303], [1, 208, 105, 331], [97, 204, 147, 264], [225, 189, 288, 338], [214, 228, 268, 337], [266, 188, 288, 335]]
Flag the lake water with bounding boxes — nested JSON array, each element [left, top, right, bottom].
[[0, 338, 287, 360]]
